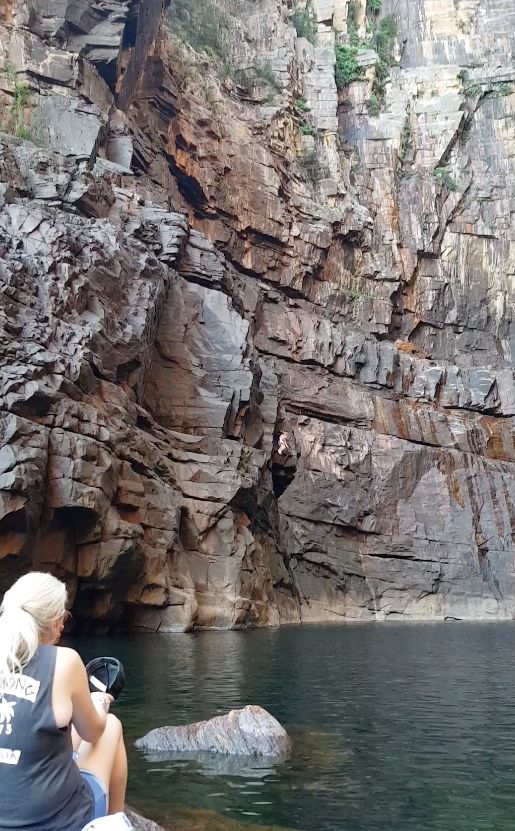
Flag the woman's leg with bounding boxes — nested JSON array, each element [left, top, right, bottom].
[[76, 713, 128, 814]]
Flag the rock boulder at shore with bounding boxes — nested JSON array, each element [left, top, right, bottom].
[[135, 706, 291, 757], [126, 810, 166, 831]]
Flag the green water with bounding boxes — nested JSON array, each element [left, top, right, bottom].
[[73, 623, 515, 831]]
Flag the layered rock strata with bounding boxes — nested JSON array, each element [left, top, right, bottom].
[[135, 705, 292, 756], [0, 0, 513, 627]]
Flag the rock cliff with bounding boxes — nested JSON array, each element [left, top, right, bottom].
[[0, 0, 513, 628]]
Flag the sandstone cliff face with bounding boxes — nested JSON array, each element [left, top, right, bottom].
[[0, 0, 513, 628]]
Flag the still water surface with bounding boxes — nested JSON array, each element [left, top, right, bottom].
[[74, 623, 515, 831]]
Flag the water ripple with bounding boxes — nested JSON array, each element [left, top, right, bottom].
[[73, 622, 515, 831]]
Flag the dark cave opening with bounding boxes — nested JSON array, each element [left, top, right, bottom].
[[271, 463, 296, 499], [92, 58, 118, 90], [53, 506, 98, 538]]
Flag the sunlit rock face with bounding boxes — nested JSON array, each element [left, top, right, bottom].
[[0, 0, 513, 628]]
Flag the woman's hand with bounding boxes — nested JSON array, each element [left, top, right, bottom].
[[90, 692, 113, 714]]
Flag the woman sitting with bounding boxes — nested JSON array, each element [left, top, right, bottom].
[[0, 571, 127, 831]]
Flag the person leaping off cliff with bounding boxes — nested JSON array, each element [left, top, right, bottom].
[[0, 572, 127, 831]]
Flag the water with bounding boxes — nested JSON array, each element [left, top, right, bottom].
[[73, 623, 515, 831]]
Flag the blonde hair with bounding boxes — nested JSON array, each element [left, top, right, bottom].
[[0, 572, 67, 683]]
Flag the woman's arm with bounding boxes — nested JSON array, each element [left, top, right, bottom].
[[57, 647, 110, 744]]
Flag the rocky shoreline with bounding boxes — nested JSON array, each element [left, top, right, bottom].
[[128, 810, 167, 831], [128, 807, 298, 831]]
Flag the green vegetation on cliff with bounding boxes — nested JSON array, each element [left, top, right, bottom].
[[167, 0, 229, 59], [166, 0, 282, 104], [335, 44, 362, 88], [334, 1, 396, 114], [369, 15, 396, 105], [0, 62, 31, 138], [291, 1, 317, 43], [432, 166, 457, 191]]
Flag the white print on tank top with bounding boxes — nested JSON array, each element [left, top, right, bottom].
[[0, 748, 20, 765], [0, 673, 40, 703], [0, 697, 16, 733], [0, 673, 40, 764]]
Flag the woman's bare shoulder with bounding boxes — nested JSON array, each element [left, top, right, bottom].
[[51, 648, 84, 727], [54, 646, 84, 672]]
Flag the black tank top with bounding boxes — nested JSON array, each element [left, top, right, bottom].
[[0, 645, 93, 831]]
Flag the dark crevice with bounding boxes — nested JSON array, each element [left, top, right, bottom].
[[122, 6, 139, 49], [11, 391, 54, 418], [53, 506, 98, 536], [271, 463, 295, 498], [164, 154, 208, 209], [129, 460, 150, 476], [116, 358, 141, 384], [0, 508, 27, 535], [92, 59, 118, 89]]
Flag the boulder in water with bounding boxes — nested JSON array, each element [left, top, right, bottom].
[[135, 705, 292, 757]]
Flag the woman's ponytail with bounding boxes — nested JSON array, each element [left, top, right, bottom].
[[0, 572, 67, 685], [0, 606, 39, 682]]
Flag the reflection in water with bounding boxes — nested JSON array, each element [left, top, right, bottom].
[[142, 750, 284, 779], [73, 623, 515, 831]]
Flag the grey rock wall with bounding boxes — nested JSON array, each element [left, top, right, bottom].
[[0, 0, 513, 627]]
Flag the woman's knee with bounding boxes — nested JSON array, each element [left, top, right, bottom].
[[86, 714, 122, 752], [105, 713, 123, 742]]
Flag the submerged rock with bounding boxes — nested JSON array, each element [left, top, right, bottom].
[[135, 705, 292, 757]]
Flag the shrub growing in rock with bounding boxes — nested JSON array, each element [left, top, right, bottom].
[[496, 82, 512, 97], [365, 94, 380, 116], [291, 2, 317, 43], [167, 0, 230, 60], [432, 166, 457, 191], [334, 44, 362, 88], [336, 6, 396, 103], [369, 15, 396, 104], [293, 97, 310, 113], [397, 112, 412, 175], [254, 62, 282, 92], [233, 62, 281, 101], [347, 1, 360, 46], [0, 64, 31, 138], [299, 148, 330, 183]]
